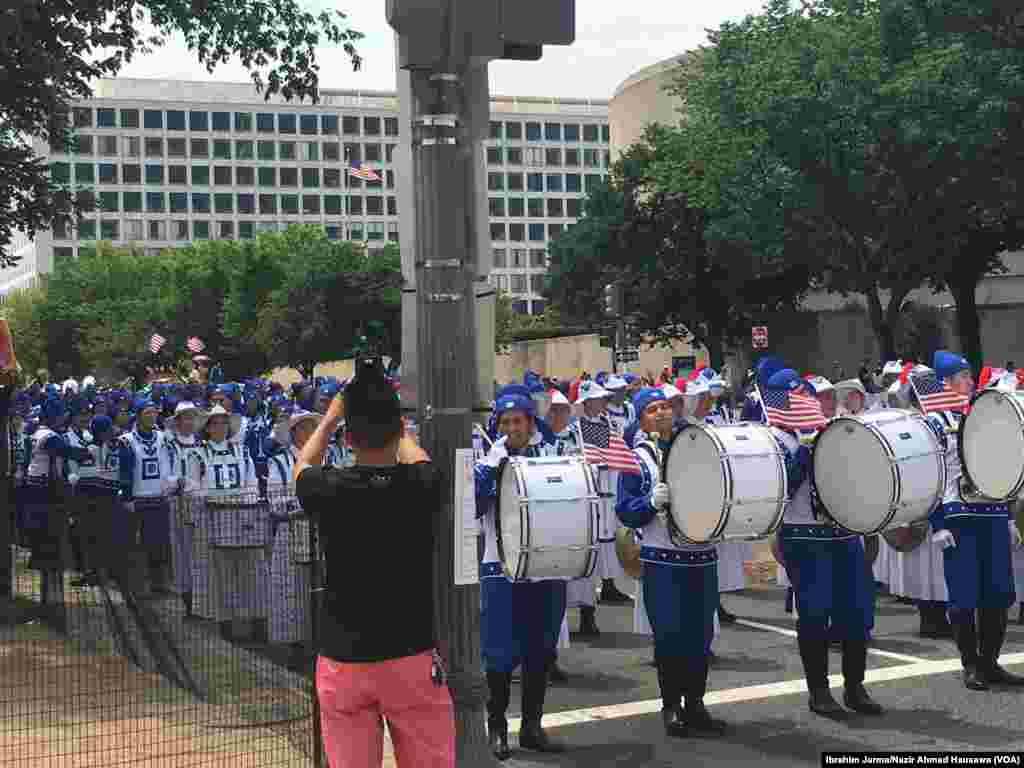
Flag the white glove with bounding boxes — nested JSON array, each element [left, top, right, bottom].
[[651, 482, 670, 511], [67, 473, 79, 487], [123, 500, 135, 516], [1010, 521, 1022, 548], [932, 529, 956, 550]]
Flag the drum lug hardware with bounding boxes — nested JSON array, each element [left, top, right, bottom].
[[424, 404, 433, 421]]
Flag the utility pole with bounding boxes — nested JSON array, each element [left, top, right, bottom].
[[388, 3, 574, 765]]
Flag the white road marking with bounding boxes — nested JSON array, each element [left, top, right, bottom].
[[734, 618, 929, 664], [507, 651, 1024, 734]]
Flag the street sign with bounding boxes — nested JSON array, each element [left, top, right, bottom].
[[752, 326, 768, 349], [616, 349, 640, 363]]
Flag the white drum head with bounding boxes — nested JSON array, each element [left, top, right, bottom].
[[498, 462, 524, 576], [962, 390, 1024, 500], [665, 426, 726, 542], [814, 418, 896, 533]]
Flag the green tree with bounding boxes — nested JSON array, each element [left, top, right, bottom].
[[1, 0, 362, 262], [0, 283, 48, 377], [252, 234, 401, 376]]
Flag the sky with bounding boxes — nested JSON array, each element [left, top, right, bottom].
[[116, 0, 766, 100]]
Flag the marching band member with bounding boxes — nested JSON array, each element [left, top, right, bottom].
[[604, 375, 635, 434], [118, 397, 175, 594], [700, 373, 751, 627], [575, 380, 634, 606], [544, 389, 577, 676], [663, 383, 686, 430], [67, 415, 121, 584], [768, 369, 883, 717], [928, 351, 1024, 690], [741, 357, 784, 423], [163, 401, 208, 618], [617, 387, 725, 739], [707, 372, 734, 424], [475, 392, 567, 758], [893, 365, 954, 638]]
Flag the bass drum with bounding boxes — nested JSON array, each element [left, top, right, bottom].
[[882, 520, 929, 552], [496, 455, 600, 581], [664, 422, 788, 544], [813, 410, 945, 535], [960, 388, 1024, 500]]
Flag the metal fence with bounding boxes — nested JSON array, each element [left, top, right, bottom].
[[1, 485, 326, 768]]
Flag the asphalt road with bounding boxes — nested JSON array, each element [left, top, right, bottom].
[[492, 580, 1024, 767]]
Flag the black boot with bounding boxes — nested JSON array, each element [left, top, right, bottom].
[[656, 657, 687, 738], [518, 666, 565, 753], [486, 672, 512, 760], [932, 602, 953, 639], [952, 616, 987, 691], [577, 606, 600, 638], [718, 604, 737, 624], [684, 657, 726, 735], [784, 587, 794, 614], [599, 579, 633, 605], [979, 608, 1024, 686], [841, 640, 883, 715], [182, 591, 195, 619], [799, 633, 843, 717]]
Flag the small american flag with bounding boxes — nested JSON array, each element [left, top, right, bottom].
[[347, 161, 381, 182], [763, 387, 826, 432], [911, 371, 969, 413], [580, 418, 641, 475], [149, 333, 166, 354], [186, 336, 205, 354]]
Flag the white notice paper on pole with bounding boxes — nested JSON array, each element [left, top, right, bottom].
[[453, 449, 479, 586]]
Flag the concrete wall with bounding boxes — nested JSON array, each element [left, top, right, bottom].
[[494, 333, 704, 383], [609, 56, 686, 159]]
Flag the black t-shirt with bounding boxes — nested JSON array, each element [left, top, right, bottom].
[[296, 460, 439, 663]]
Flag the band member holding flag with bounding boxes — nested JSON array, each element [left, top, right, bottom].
[[576, 380, 640, 606], [616, 387, 725, 739], [767, 369, 883, 717], [924, 351, 1024, 690]]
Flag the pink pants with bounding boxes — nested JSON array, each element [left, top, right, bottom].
[[317, 652, 455, 768]]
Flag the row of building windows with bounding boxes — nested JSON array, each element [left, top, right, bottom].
[[52, 134, 395, 164], [68, 107, 608, 144], [486, 146, 609, 168], [56, 220, 399, 245], [488, 121, 608, 144], [489, 222, 565, 242], [493, 248, 548, 269], [489, 197, 582, 218], [68, 108, 399, 138], [54, 192, 398, 220], [52, 162, 392, 190], [487, 273, 547, 296]]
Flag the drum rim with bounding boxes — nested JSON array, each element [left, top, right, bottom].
[[811, 416, 899, 534], [663, 423, 729, 543], [494, 455, 600, 582], [959, 388, 1024, 501], [664, 421, 786, 543]]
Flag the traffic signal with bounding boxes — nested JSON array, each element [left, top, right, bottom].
[[604, 283, 620, 318]]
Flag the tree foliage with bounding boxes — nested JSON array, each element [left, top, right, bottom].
[[14, 227, 400, 380], [1, 0, 362, 261]]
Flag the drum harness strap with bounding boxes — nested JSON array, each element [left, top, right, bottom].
[[636, 439, 689, 550]]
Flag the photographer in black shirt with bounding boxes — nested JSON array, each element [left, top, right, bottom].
[[294, 358, 454, 768]]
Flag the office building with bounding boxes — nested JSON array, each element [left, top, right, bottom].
[[28, 78, 609, 315]]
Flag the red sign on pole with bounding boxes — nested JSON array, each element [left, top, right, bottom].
[[752, 326, 768, 349]]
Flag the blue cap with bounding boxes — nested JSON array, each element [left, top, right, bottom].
[[632, 387, 667, 417], [90, 415, 113, 436], [765, 368, 805, 392], [623, 373, 638, 384], [496, 384, 532, 402], [933, 350, 970, 381], [42, 398, 67, 423], [595, 371, 608, 387], [523, 371, 545, 394], [133, 396, 158, 413], [755, 356, 785, 386], [318, 381, 341, 398], [494, 394, 535, 417]]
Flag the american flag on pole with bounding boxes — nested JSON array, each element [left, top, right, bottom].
[[911, 370, 969, 413], [763, 386, 827, 432], [347, 161, 380, 182], [186, 336, 205, 354], [579, 418, 641, 475], [149, 333, 166, 354]]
